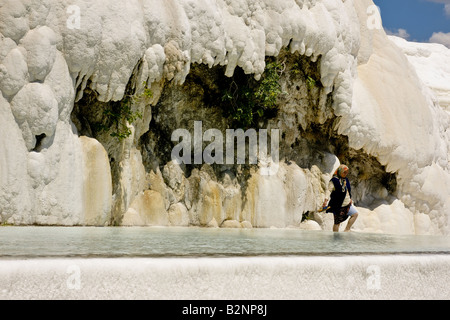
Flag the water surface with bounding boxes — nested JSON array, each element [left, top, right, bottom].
[[1, 226, 449, 258]]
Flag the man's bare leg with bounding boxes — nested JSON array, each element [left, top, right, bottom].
[[333, 223, 340, 232], [344, 213, 358, 232]]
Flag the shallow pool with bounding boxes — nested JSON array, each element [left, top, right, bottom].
[[1, 227, 450, 299], [0, 226, 449, 258]]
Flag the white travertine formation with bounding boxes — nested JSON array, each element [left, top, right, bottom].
[[389, 36, 450, 112], [0, 0, 449, 234], [2, 255, 450, 299]]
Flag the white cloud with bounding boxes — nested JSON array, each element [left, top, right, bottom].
[[429, 32, 450, 48], [425, 0, 450, 17], [386, 28, 410, 40]]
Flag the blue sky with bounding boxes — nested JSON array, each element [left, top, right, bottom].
[[373, 0, 450, 47]]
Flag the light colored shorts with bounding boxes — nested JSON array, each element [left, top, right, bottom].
[[348, 204, 358, 216]]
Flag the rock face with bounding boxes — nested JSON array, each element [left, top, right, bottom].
[[0, 0, 449, 235]]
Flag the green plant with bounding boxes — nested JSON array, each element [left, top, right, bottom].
[[139, 81, 154, 99], [221, 59, 283, 128], [255, 61, 283, 109], [301, 211, 312, 222], [292, 62, 302, 75], [221, 83, 253, 129], [292, 58, 320, 90], [100, 97, 142, 141], [98, 82, 151, 141], [306, 76, 316, 89]]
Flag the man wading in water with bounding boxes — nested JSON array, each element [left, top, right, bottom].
[[323, 164, 359, 232]]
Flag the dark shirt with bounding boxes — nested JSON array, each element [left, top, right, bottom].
[[326, 176, 352, 214]]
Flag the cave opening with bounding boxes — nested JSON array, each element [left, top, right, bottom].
[[71, 49, 397, 215], [137, 51, 397, 206]]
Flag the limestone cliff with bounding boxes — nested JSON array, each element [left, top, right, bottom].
[[0, 0, 449, 235]]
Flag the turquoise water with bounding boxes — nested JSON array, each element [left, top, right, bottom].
[[0, 226, 449, 258]]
